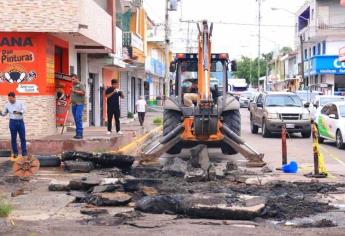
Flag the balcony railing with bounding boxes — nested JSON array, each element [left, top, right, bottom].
[[317, 15, 345, 31], [123, 32, 144, 52]]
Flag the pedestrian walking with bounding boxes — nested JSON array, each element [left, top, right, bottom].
[[136, 96, 147, 126], [106, 79, 124, 135], [71, 74, 85, 139], [0, 92, 27, 159]]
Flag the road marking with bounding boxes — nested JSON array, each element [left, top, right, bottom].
[[320, 146, 345, 167]]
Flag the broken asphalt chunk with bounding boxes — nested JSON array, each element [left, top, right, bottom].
[[95, 153, 135, 169], [64, 160, 95, 173], [162, 157, 188, 177], [61, 151, 94, 162], [88, 192, 132, 206], [48, 182, 70, 191], [80, 208, 109, 216], [123, 178, 163, 192], [92, 184, 124, 194], [68, 177, 102, 191]]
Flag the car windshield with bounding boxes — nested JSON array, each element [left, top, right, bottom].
[[340, 105, 345, 117], [320, 97, 345, 106], [240, 92, 252, 98], [265, 95, 302, 107]]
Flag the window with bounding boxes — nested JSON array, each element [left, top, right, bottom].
[[313, 46, 316, 56], [321, 105, 330, 115], [257, 94, 263, 104], [265, 95, 302, 107], [339, 105, 345, 117], [322, 41, 326, 55], [317, 43, 321, 55], [304, 49, 308, 60], [329, 105, 338, 119]]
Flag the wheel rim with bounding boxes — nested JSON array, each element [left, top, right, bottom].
[[337, 131, 343, 148]]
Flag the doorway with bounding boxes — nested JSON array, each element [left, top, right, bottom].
[[89, 73, 96, 126]]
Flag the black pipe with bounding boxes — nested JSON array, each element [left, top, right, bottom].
[[160, 124, 184, 144], [221, 125, 244, 145]]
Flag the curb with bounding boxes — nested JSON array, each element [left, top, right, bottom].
[[112, 125, 162, 155]]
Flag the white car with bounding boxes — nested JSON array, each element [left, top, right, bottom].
[[315, 101, 345, 149], [309, 95, 345, 121]]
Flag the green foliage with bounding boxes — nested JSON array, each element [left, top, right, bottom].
[[127, 112, 134, 119], [0, 199, 12, 218], [234, 56, 268, 85], [280, 46, 293, 55], [153, 117, 162, 125]]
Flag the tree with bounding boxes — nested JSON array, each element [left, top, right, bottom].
[[279, 47, 293, 55]]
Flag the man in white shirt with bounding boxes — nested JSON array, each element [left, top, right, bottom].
[[136, 96, 147, 126], [0, 92, 27, 158]]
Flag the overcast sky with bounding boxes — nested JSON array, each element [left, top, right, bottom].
[[144, 0, 308, 59]]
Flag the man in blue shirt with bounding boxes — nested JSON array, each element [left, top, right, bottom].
[[0, 92, 27, 159]]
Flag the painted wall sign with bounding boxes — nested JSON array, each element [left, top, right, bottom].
[[0, 33, 68, 96]]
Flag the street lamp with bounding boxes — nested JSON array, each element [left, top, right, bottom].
[[271, 7, 310, 90]]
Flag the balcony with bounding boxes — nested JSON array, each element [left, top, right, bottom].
[[123, 32, 144, 51], [0, 0, 112, 49]]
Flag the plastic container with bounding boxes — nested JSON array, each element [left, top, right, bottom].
[[282, 161, 298, 173]]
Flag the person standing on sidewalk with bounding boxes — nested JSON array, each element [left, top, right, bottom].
[[106, 79, 124, 135], [0, 92, 27, 159], [71, 74, 85, 139], [136, 96, 147, 127]]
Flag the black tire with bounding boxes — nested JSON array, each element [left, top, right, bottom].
[[301, 129, 311, 139], [262, 120, 271, 138], [336, 130, 345, 149], [250, 116, 258, 134], [317, 126, 324, 144], [36, 155, 61, 167], [0, 150, 11, 157], [221, 110, 241, 155], [163, 109, 183, 154]]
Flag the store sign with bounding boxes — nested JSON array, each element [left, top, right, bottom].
[[339, 47, 345, 62], [305, 55, 345, 76], [0, 33, 52, 95]]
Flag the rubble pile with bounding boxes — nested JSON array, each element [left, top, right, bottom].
[[45, 147, 345, 222]]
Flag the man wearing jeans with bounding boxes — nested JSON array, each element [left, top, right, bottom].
[[71, 74, 85, 139], [0, 92, 27, 158]]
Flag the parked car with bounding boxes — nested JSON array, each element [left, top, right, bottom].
[[250, 92, 311, 138], [239, 91, 253, 108], [315, 101, 345, 149], [295, 90, 322, 107], [309, 95, 345, 121]]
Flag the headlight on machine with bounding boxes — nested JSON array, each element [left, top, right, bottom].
[[302, 113, 310, 120], [267, 113, 279, 119]]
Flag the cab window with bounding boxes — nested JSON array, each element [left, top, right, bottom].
[[328, 105, 339, 119], [321, 105, 330, 115], [256, 94, 263, 104]]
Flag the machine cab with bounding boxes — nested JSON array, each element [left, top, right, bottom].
[[170, 53, 236, 107]]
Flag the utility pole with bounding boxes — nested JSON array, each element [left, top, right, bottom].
[[257, 0, 262, 88], [300, 35, 305, 89], [164, 0, 170, 98]]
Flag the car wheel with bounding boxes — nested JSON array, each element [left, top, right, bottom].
[[262, 120, 271, 138], [317, 126, 324, 144], [301, 130, 311, 139], [250, 117, 258, 134], [336, 130, 345, 149]]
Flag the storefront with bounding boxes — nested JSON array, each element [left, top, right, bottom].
[[0, 32, 69, 138], [145, 57, 164, 105], [305, 55, 345, 95]]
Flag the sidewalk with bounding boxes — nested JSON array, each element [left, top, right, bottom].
[[0, 111, 163, 155]]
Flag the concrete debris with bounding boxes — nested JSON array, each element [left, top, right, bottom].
[[88, 192, 132, 206], [162, 157, 188, 177], [11, 188, 25, 197], [100, 178, 122, 186], [142, 186, 158, 196], [64, 160, 95, 173], [261, 165, 274, 173], [80, 208, 109, 216], [285, 219, 337, 228], [136, 193, 266, 220], [184, 168, 207, 182], [92, 184, 124, 194], [190, 144, 210, 171]]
